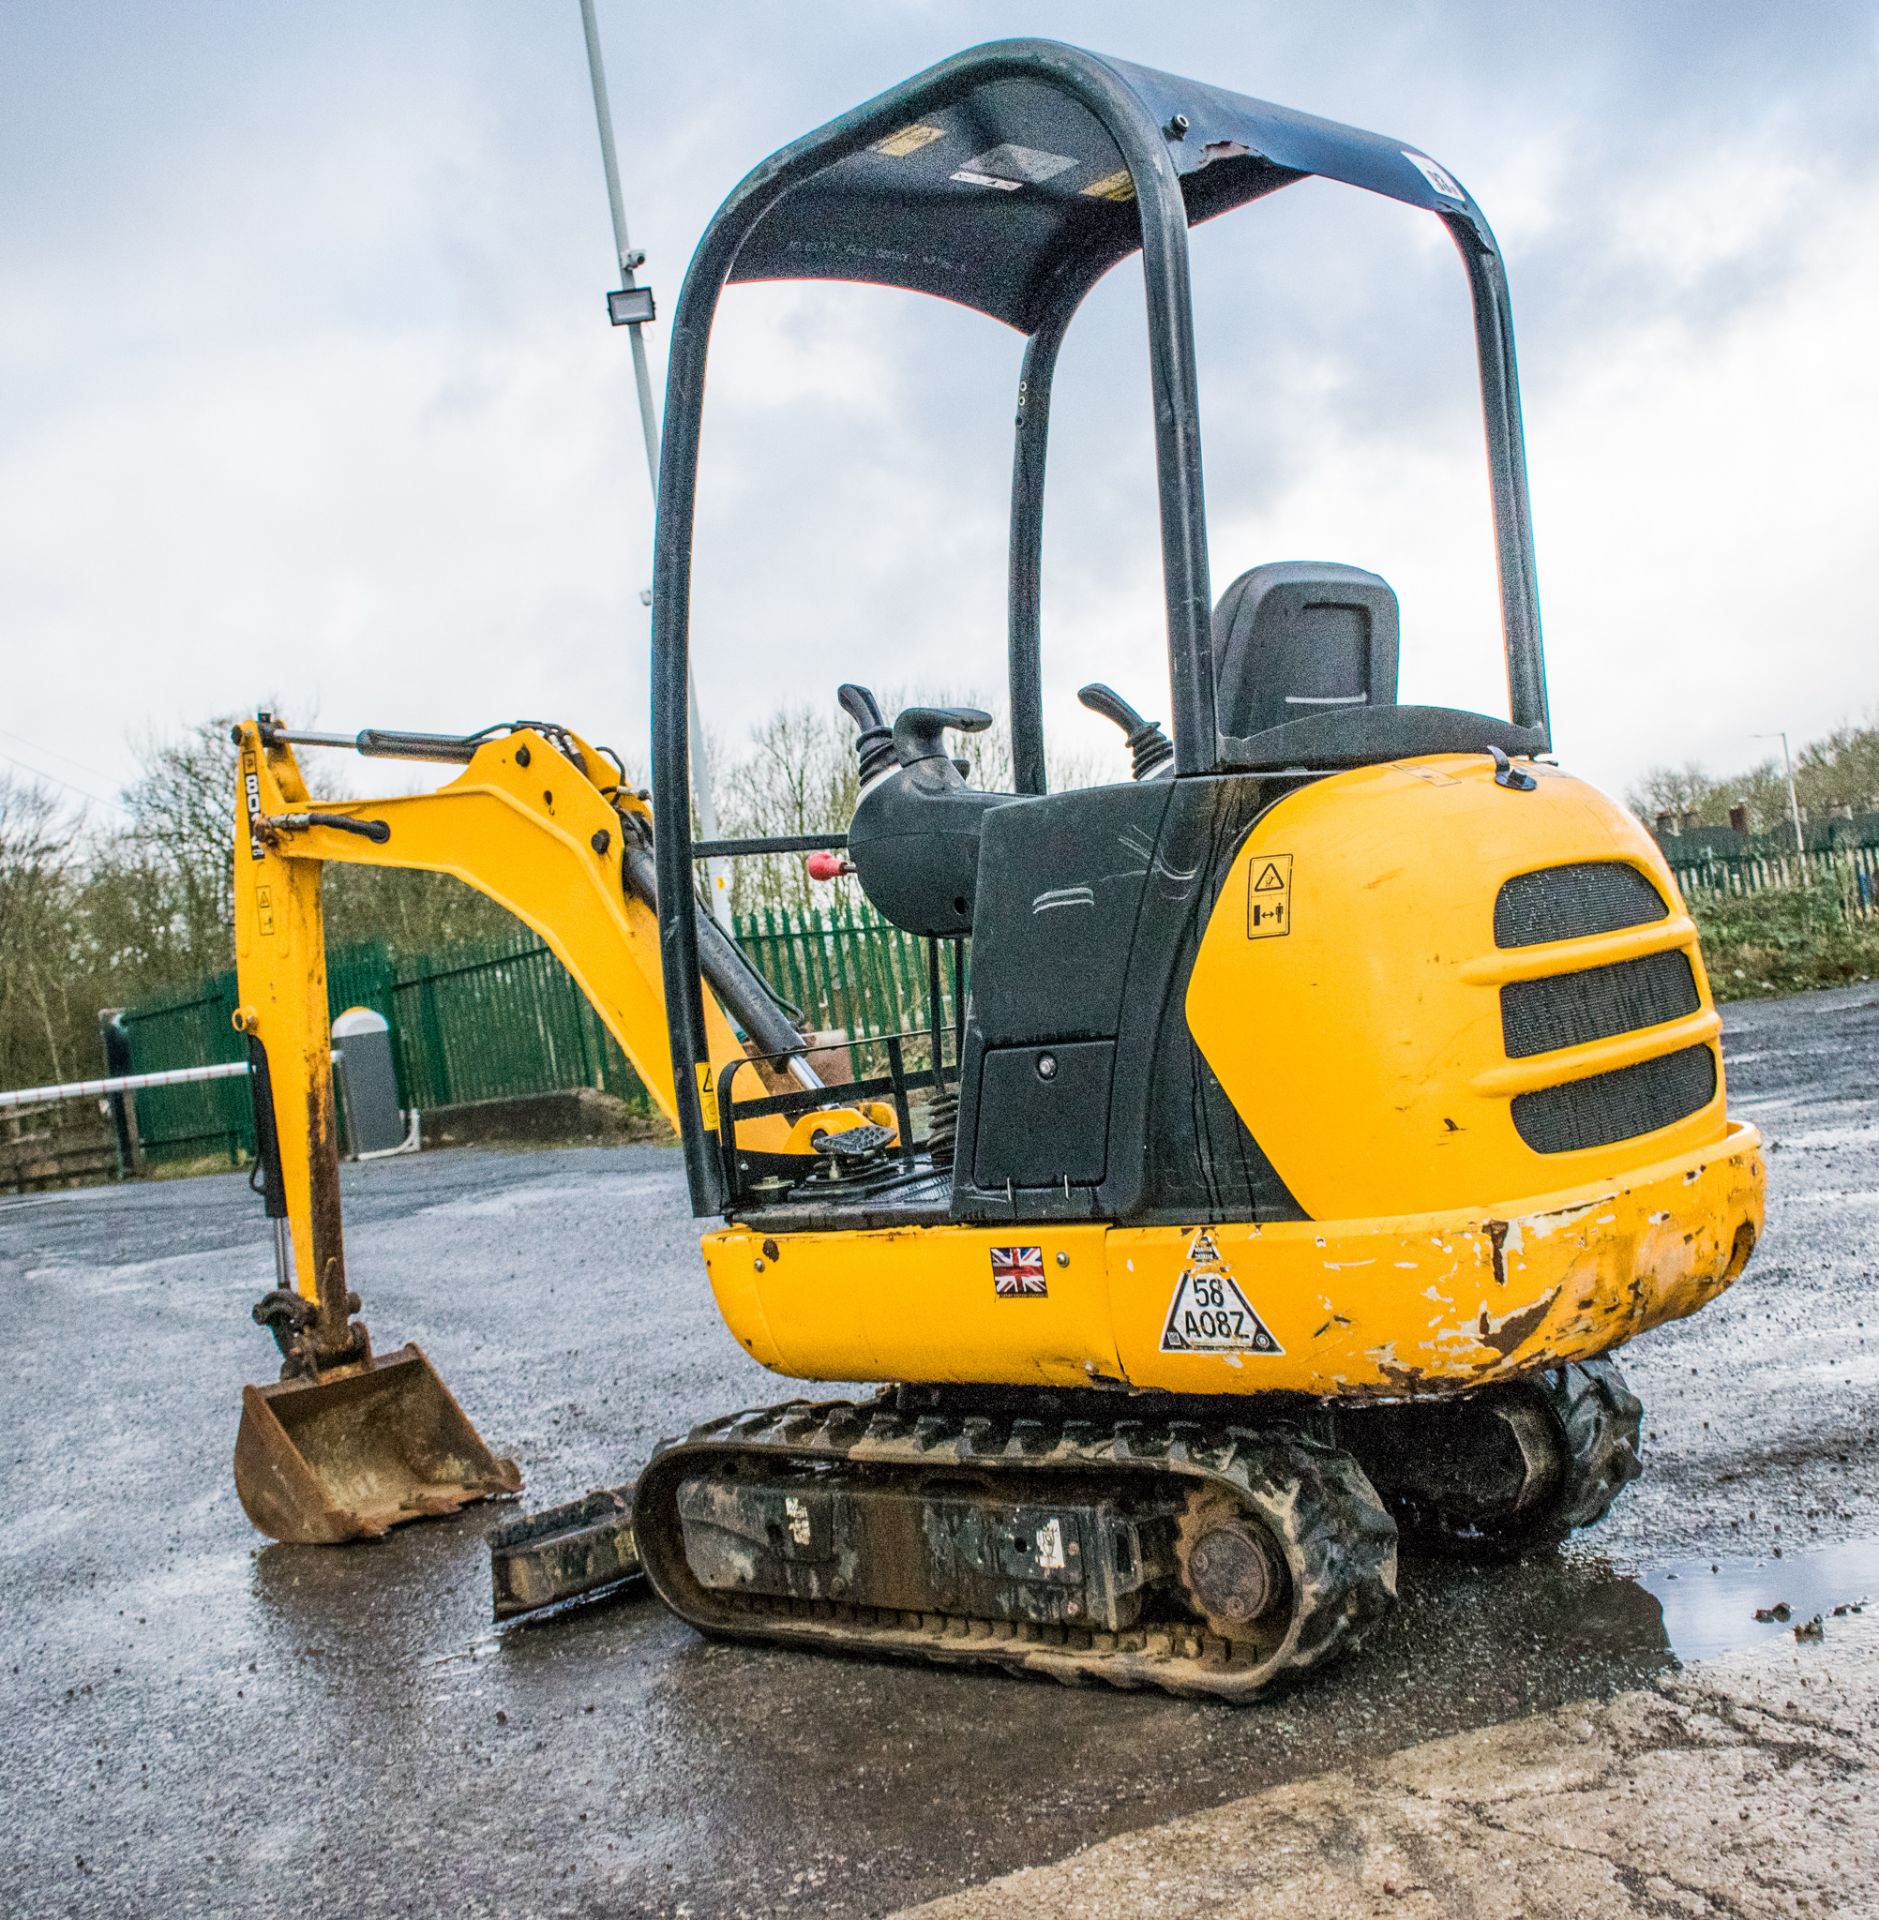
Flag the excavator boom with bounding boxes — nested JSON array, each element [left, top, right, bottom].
[[228, 714, 876, 1544]]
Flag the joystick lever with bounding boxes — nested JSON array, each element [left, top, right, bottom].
[[891, 705, 991, 774], [837, 684, 898, 786], [1078, 684, 1174, 780]]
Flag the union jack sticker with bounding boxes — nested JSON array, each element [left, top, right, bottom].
[[990, 1245, 1047, 1297]]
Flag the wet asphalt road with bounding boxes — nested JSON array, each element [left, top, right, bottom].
[[3, 985, 1877, 1919]]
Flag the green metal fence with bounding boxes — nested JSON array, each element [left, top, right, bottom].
[[116, 943, 396, 1166], [1666, 845, 1879, 915], [391, 940, 650, 1112], [734, 907, 963, 1074], [115, 908, 951, 1166]]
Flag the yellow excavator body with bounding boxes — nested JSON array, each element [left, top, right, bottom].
[[221, 39, 1769, 1699], [702, 1133, 1760, 1396], [227, 718, 1761, 1545], [701, 755, 1761, 1396]]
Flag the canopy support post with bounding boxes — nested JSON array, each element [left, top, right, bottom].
[[1449, 216, 1549, 748], [1008, 294, 1078, 798]]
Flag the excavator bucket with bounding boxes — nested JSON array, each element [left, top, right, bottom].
[[234, 1342, 521, 1545]]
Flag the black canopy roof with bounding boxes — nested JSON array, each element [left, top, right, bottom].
[[724, 46, 1495, 333]]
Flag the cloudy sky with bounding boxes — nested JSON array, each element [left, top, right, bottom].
[[4, 0, 1877, 819]]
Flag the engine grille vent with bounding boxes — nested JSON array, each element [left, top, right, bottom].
[[1495, 862, 1668, 949], [1511, 1045, 1716, 1155], [1501, 950, 1700, 1060]]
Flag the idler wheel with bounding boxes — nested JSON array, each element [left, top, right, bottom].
[[1175, 1486, 1293, 1646]]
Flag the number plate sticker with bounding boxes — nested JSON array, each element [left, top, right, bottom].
[[1160, 1267, 1283, 1355]]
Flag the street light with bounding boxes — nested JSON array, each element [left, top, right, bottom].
[[605, 286, 656, 328], [577, 0, 733, 927], [1752, 731, 1806, 857]]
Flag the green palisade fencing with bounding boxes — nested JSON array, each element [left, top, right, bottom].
[[117, 944, 397, 1166], [388, 937, 652, 1111], [732, 907, 962, 1074], [113, 910, 949, 1169], [114, 975, 248, 1166], [1667, 845, 1879, 915]]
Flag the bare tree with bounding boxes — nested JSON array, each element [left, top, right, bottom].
[[1796, 719, 1879, 818], [1626, 760, 1735, 829], [1630, 718, 1879, 838], [718, 703, 862, 916], [0, 772, 83, 1085], [55, 716, 247, 1004]]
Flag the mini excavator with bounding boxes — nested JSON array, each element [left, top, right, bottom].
[[229, 41, 1764, 1700]]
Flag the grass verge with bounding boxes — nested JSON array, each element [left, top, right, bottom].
[[1692, 880, 1879, 1000]]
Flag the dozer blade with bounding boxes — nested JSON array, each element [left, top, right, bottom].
[[234, 1342, 521, 1545], [489, 1482, 642, 1620]]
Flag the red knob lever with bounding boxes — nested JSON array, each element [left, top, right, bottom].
[[806, 850, 854, 881]]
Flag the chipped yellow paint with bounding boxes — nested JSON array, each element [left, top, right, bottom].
[[705, 1122, 1763, 1396]]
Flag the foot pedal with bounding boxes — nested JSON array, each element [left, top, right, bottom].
[[812, 1123, 894, 1162], [489, 1482, 642, 1620]]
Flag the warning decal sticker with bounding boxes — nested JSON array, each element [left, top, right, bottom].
[[874, 124, 946, 158], [1081, 168, 1137, 203], [1246, 852, 1293, 940], [952, 143, 1077, 192], [1403, 150, 1465, 201], [1160, 1269, 1283, 1354]]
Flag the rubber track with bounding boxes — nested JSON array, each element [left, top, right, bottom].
[[1382, 1357, 1645, 1556], [633, 1397, 1399, 1702], [1530, 1357, 1645, 1541]]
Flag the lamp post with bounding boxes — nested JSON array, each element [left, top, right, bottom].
[[1752, 731, 1805, 858], [577, 0, 732, 926]]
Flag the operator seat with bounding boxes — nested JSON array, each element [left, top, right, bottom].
[[1211, 561, 1400, 741]]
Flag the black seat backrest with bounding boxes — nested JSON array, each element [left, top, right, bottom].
[[1211, 561, 1400, 741]]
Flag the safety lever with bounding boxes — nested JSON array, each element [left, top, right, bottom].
[[1078, 684, 1174, 780]]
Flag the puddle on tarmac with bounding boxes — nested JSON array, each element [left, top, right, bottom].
[[1635, 1534, 1878, 1663]]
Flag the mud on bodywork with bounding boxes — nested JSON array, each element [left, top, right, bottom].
[[707, 1124, 1764, 1401], [1105, 1122, 1765, 1401]]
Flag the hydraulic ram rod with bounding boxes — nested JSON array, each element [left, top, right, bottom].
[[255, 724, 484, 764]]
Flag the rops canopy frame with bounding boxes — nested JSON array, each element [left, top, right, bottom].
[[648, 37, 1548, 1211]]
